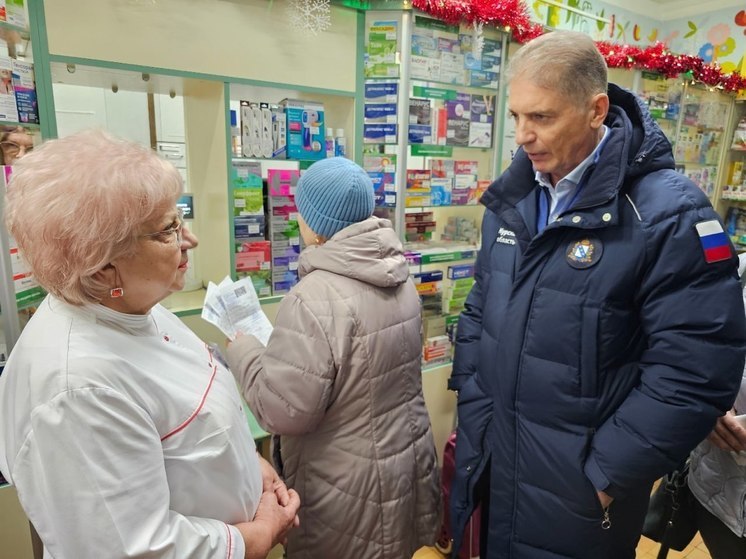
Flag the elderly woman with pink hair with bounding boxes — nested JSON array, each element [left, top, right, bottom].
[[0, 130, 299, 559]]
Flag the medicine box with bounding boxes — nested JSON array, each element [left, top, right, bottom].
[[280, 99, 325, 161], [447, 264, 474, 279]]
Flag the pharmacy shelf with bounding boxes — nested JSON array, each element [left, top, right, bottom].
[[422, 359, 453, 373], [405, 244, 478, 265], [0, 20, 27, 36]]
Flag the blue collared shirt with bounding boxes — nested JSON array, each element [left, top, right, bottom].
[[535, 125, 610, 223]]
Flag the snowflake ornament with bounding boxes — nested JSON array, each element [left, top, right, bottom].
[[287, 0, 332, 36]]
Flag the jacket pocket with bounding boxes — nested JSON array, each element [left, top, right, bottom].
[[580, 306, 599, 398]]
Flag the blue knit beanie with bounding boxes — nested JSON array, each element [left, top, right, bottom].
[[295, 157, 375, 239]]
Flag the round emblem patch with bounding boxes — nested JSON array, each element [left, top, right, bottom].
[[566, 237, 603, 269]]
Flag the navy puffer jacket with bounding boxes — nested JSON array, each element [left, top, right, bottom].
[[449, 83, 746, 558]]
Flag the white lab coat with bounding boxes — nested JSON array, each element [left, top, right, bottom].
[[0, 296, 262, 558]]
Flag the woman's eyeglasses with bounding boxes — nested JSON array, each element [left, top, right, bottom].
[[141, 209, 184, 244], [0, 141, 33, 156]]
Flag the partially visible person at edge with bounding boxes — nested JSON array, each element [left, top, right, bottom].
[[0, 124, 34, 165], [448, 29, 746, 559], [0, 130, 299, 559], [225, 157, 441, 559], [688, 254, 746, 559]]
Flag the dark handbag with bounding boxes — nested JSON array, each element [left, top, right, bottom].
[[642, 461, 698, 556]]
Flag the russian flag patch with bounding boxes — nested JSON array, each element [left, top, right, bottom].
[[695, 220, 732, 264]]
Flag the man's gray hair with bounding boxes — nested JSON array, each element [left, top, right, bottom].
[[505, 30, 608, 106]]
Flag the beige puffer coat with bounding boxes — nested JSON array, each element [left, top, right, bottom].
[[226, 216, 441, 559]]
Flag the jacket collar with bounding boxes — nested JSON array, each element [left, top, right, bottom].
[[298, 216, 409, 287]]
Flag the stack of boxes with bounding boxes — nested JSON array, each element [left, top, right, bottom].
[[363, 153, 397, 208], [408, 97, 433, 144], [724, 159, 746, 199], [267, 169, 302, 295], [683, 165, 717, 198], [451, 160, 479, 205], [403, 212, 479, 245], [423, 335, 452, 366], [406, 169, 432, 208], [421, 305, 454, 367], [364, 21, 400, 79], [422, 263, 476, 366], [363, 82, 399, 145], [406, 252, 478, 366], [413, 268, 451, 367], [231, 97, 339, 298], [724, 122, 746, 200], [441, 216, 479, 244], [402, 160, 488, 207], [408, 15, 501, 92], [405, 210, 436, 242], [413, 269, 442, 298], [725, 205, 746, 246], [405, 92, 496, 149], [232, 161, 271, 297], [444, 93, 470, 147], [442, 264, 474, 315]]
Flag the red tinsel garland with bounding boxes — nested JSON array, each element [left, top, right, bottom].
[[411, 0, 543, 42], [596, 41, 746, 92], [412, 0, 746, 93]]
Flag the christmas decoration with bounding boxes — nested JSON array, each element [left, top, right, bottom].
[[411, 0, 746, 93], [287, 0, 332, 35], [471, 0, 542, 43], [411, 0, 542, 43], [595, 41, 746, 92]]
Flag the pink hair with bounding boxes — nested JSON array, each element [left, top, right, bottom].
[[4, 129, 182, 305]]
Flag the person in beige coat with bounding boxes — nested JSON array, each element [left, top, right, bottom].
[[226, 157, 441, 559]]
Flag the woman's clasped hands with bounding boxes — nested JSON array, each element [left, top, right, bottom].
[[235, 455, 300, 559]]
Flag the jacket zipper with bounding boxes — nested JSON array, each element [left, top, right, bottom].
[[588, 427, 611, 530], [602, 506, 611, 530]]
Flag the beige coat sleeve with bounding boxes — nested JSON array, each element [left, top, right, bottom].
[[225, 292, 336, 436]]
